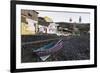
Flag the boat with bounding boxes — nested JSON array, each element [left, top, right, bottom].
[[32, 39, 63, 57]]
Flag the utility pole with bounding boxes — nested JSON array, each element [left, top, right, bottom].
[[69, 18, 72, 22], [79, 16, 82, 23]]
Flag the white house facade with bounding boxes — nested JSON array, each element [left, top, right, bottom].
[[47, 23, 59, 34]]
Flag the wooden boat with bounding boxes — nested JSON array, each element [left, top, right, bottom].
[[32, 39, 63, 57]]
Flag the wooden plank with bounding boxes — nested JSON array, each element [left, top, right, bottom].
[[22, 38, 60, 45]]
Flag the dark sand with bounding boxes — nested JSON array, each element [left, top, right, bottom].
[[21, 34, 90, 63]]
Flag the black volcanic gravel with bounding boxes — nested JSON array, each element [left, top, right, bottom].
[[21, 34, 90, 63]]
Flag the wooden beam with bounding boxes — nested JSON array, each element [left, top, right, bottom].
[[22, 38, 60, 45]]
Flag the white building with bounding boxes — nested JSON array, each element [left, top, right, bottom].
[[39, 25, 47, 33], [47, 23, 59, 34], [26, 18, 38, 32]]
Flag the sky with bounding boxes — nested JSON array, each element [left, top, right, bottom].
[[37, 10, 90, 23]]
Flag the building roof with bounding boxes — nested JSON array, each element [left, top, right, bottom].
[[38, 17, 50, 26], [32, 10, 39, 14]]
